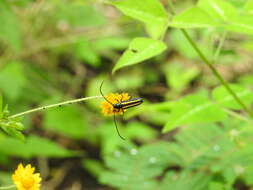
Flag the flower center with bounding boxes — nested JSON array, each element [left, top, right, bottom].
[[22, 176, 35, 189]]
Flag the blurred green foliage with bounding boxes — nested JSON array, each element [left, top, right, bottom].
[[1, 0, 253, 189]]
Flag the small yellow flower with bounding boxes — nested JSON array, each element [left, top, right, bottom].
[[101, 93, 130, 116], [12, 164, 41, 190]]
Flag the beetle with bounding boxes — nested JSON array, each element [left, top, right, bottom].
[[100, 80, 143, 140]]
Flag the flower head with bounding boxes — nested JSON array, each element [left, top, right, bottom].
[[101, 93, 130, 116], [12, 163, 41, 190]]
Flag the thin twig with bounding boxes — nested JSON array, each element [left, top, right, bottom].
[[213, 31, 227, 62], [10, 96, 102, 118], [0, 185, 16, 190], [224, 109, 253, 125]]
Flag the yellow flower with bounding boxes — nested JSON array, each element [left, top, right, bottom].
[[101, 93, 130, 116], [12, 164, 41, 190]]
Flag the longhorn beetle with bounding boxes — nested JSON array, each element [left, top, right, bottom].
[[100, 80, 143, 140]]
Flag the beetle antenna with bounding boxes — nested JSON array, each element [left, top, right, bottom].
[[114, 114, 126, 140], [100, 80, 113, 105]]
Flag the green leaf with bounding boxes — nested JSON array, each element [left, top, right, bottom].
[[244, 0, 253, 14], [110, 0, 168, 24], [196, 0, 253, 35], [0, 62, 27, 101], [170, 124, 233, 168], [212, 84, 253, 110], [224, 14, 253, 35], [112, 37, 167, 73], [169, 7, 219, 28], [0, 135, 73, 158], [163, 91, 227, 133], [99, 142, 171, 190], [197, 0, 238, 22], [0, 124, 25, 141], [160, 171, 211, 190], [0, 1, 22, 50], [82, 159, 105, 178], [110, 0, 168, 39], [161, 121, 253, 190]]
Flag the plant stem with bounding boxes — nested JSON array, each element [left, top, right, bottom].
[[225, 109, 253, 125], [167, 2, 253, 118], [10, 96, 102, 119], [213, 31, 227, 62], [180, 30, 253, 117], [0, 185, 16, 189]]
